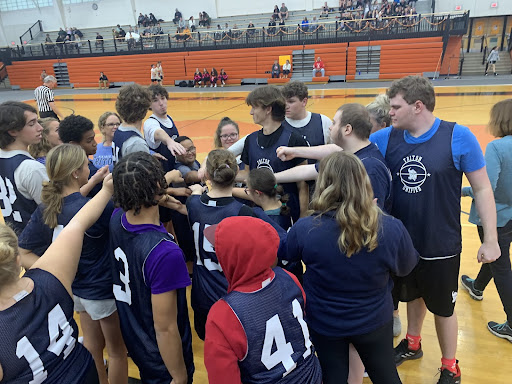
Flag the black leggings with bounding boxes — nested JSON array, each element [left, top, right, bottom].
[[310, 320, 401, 384], [83, 358, 100, 384], [474, 220, 512, 322]]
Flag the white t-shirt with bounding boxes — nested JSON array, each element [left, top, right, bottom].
[[143, 114, 176, 149], [150, 67, 158, 80]]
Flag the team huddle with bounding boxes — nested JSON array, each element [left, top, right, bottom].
[[0, 75, 509, 384]]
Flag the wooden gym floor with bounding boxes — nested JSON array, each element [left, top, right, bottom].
[[18, 84, 512, 383]]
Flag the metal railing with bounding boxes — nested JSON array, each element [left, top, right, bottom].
[[19, 20, 43, 46], [5, 12, 468, 61]]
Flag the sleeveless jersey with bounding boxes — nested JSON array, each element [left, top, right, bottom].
[[109, 210, 194, 383], [0, 268, 93, 384], [186, 194, 245, 311], [0, 154, 38, 233], [244, 128, 301, 222], [223, 268, 322, 384], [112, 129, 140, 164], [283, 113, 325, 148], [385, 121, 462, 258], [149, 115, 179, 172]]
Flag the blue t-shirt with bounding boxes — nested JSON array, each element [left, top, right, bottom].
[[92, 142, 114, 172], [370, 118, 485, 258], [286, 212, 418, 337]]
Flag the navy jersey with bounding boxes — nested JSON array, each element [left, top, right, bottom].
[[112, 128, 140, 164], [0, 154, 38, 233], [244, 127, 302, 222], [384, 121, 462, 258], [149, 115, 179, 172], [283, 113, 325, 154], [87, 160, 102, 198], [109, 209, 194, 383], [0, 268, 93, 383], [223, 268, 322, 384], [186, 194, 248, 311], [18, 192, 114, 300]]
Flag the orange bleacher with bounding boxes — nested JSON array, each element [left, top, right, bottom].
[[6, 37, 451, 89]]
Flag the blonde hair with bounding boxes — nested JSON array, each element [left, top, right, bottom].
[[311, 152, 380, 257], [0, 225, 20, 289], [366, 94, 391, 128], [28, 117, 58, 159], [97, 111, 121, 142], [206, 149, 238, 188], [488, 99, 512, 137], [41, 144, 87, 228]]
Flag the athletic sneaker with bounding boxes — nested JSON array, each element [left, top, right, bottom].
[[393, 315, 402, 337], [460, 275, 483, 300], [487, 321, 512, 342], [437, 362, 461, 384], [394, 338, 423, 366]]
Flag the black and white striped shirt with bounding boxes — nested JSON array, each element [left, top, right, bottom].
[[34, 85, 54, 112]]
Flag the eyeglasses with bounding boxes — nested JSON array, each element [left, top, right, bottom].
[[185, 146, 196, 153], [244, 187, 260, 195], [106, 122, 121, 127], [220, 133, 238, 140]]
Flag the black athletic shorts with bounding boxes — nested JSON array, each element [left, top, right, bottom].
[[39, 110, 59, 120], [392, 254, 460, 317]]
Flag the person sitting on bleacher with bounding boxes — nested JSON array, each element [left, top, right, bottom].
[[194, 68, 203, 88], [247, 21, 256, 36], [219, 69, 228, 87], [301, 17, 309, 31], [138, 13, 145, 26], [273, 5, 282, 22], [95, 32, 104, 49], [173, 8, 182, 24], [268, 17, 276, 34], [320, 1, 330, 17], [271, 60, 281, 78], [312, 56, 325, 77], [280, 2, 289, 20]]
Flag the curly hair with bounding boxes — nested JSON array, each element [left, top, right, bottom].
[[0, 102, 38, 149], [248, 168, 290, 216], [147, 84, 169, 101], [205, 149, 238, 188], [311, 152, 380, 257], [58, 114, 94, 143], [281, 81, 309, 101], [113, 151, 168, 216], [115, 84, 151, 124], [387, 75, 435, 112], [214, 117, 239, 148], [245, 86, 286, 122], [28, 117, 59, 159], [366, 94, 391, 130]]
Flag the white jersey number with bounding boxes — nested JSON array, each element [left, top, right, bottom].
[[16, 304, 77, 384], [192, 222, 223, 272], [0, 176, 22, 222], [261, 298, 312, 377], [113, 247, 132, 305]]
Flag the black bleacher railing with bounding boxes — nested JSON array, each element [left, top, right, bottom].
[[4, 12, 468, 62], [19, 20, 43, 46]]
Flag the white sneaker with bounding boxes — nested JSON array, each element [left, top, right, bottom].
[[393, 315, 402, 337]]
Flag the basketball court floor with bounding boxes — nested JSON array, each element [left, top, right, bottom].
[[3, 77, 512, 383]]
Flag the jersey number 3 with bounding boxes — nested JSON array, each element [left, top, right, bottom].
[[16, 304, 77, 384], [0, 176, 22, 222]]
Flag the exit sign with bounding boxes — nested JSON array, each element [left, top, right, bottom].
[[455, 5, 462, 10], [491, 2, 498, 7]]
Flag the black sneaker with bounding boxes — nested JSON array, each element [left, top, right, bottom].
[[437, 362, 461, 384], [460, 275, 483, 300], [394, 338, 423, 366], [488, 321, 512, 342]]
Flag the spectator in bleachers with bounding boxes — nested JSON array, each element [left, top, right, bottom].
[[73, 27, 83, 38], [320, 2, 330, 17], [280, 2, 289, 20], [219, 69, 228, 87], [223, 22, 230, 36], [271, 60, 281, 78], [179, 17, 186, 29], [138, 12, 145, 26], [279, 18, 286, 32], [118, 26, 126, 38], [312, 56, 325, 77], [99, 72, 109, 89], [202, 11, 212, 27], [74, 33, 83, 50], [126, 31, 136, 50], [153, 23, 164, 35], [282, 59, 291, 78], [41, 69, 47, 82], [189, 16, 196, 32], [215, 25, 223, 40], [273, 5, 282, 21], [149, 13, 157, 25], [194, 68, 203, 87], [202, 68, 211, 87], [247, 21, 256, 36], [66, 26, 72, 37], [56, 34, 65, 54], [95, 32, 104, 49], [301, 16, 310, 31], [268, 17, 276, 34], [211, 68, 218, 87], [173, 8, 182, 24], [310, 16, 318, 31], [44, 35, 55, 54], [58, 27, 67, 39], [232, 24, 241, 38]]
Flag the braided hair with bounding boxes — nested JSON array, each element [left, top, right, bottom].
[[113, 151, 168, 216]]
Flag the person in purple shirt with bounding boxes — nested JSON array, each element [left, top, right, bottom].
[[110, 151, 194, 384]]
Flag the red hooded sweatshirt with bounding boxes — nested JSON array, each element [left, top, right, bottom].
[[204, 217, 305, 384]]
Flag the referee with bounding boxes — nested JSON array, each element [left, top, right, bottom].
[[34, 75, 63, 120]]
